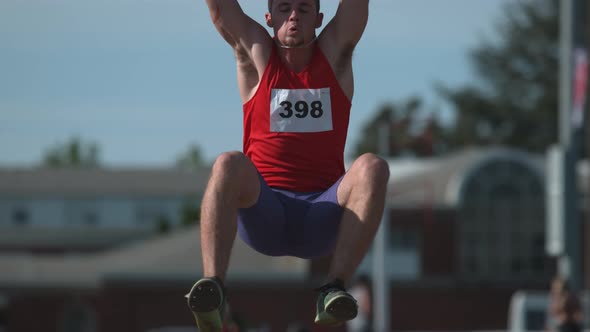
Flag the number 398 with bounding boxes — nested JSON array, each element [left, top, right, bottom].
[[279, 101, 323, 119]]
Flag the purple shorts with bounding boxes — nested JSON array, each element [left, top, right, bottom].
[[237, 175, 344, 259]]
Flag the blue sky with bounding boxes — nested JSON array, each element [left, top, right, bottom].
[[0, 0, 509, 167]]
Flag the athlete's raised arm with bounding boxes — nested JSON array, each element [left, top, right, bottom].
[[316, 0, 368, 99], [205, 0, 271, 52], [319, 0, 369, 59], [205, 0, 273, 102]]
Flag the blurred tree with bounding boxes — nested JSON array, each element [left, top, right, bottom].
[[176, 144, 206, 169], [180, 199, 201, 227], [43, 137, 101, 168], [353, 97, 448, 157], [175, 145, 204, 227], [156, 215, 171, 234], [438, 0, 559, 152]]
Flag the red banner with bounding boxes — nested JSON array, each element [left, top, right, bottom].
[[572, 48, 588, 129]]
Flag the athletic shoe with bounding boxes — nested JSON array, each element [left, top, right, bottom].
[[314, 279, 358, 326], [185, 277, 226, 332]]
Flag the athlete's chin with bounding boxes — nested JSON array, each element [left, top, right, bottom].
[[281, 37, 305, 48]]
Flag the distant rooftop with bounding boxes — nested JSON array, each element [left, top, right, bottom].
[[0, 167, 210, 196], [385, 147, 546, 208], [0, 225, 308, 290]]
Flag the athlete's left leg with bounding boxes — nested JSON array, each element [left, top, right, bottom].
[[314, 153, 389, 326], [330, 152, 389, 282]]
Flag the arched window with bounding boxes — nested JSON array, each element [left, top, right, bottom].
[[457, 159, 548, 281]]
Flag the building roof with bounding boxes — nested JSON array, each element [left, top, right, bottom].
[[0, 226, 155, 250], [385, 147, 545, 208], [0, 167, 210, 196], [0, 225, 308, 290]]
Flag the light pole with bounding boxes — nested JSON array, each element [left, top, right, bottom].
[[556, 0, 585, 292], [372, 121, 391, 332]]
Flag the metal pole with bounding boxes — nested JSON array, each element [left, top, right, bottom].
[[566, 0, 587, 292], [558, 0, 584, 292], [560, 0, 573, 148], [584, 0, 590, 292], [372, 122, 391, 332], [564, 147, 582, 291], [555, 0, 573, 284]]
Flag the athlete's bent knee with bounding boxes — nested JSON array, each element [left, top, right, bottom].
[[211, 151, 259, 206], [211, 151, 248, 176], [355, 153, 390, 184]]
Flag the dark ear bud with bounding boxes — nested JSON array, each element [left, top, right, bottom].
[[266, 19, 273, 27]]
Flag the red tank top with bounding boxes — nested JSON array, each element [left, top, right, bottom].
[[243, 43, 351, 192]]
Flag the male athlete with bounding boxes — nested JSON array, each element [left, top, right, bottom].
[[186, 0, 389, 330]]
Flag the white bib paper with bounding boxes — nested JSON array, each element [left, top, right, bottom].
[[270, 88, 333, 133]]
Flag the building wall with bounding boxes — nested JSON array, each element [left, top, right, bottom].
[[5, 291, 98, 332], [0, 196, 191, 229], [390, 209, 457, 278], [390, 284, 520, 331]]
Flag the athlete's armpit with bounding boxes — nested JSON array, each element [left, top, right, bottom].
[[319, 0, 368, 58]]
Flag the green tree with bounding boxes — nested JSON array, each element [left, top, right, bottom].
[[353, 97, 448, 158], [156, 215, 171, 234], [176, 144, 206, 169], [180, 199, 201, 227], [438, 0, 558, 152], [43, 137, 101, 168]]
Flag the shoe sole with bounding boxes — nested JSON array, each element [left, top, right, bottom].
[[325, 295, 358, 321], [186, 279, 224, 332], [186, 279, 223, 312]]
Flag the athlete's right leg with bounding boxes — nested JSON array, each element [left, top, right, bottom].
[[187, 151, 260, 332], [200, 151, 261, 280]]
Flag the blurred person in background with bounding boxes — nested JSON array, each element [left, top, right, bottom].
[[546, 276, 583, 332], [185, 0, 389, 331]]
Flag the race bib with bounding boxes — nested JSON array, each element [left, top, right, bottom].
[[270, 88, 333, 133]]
